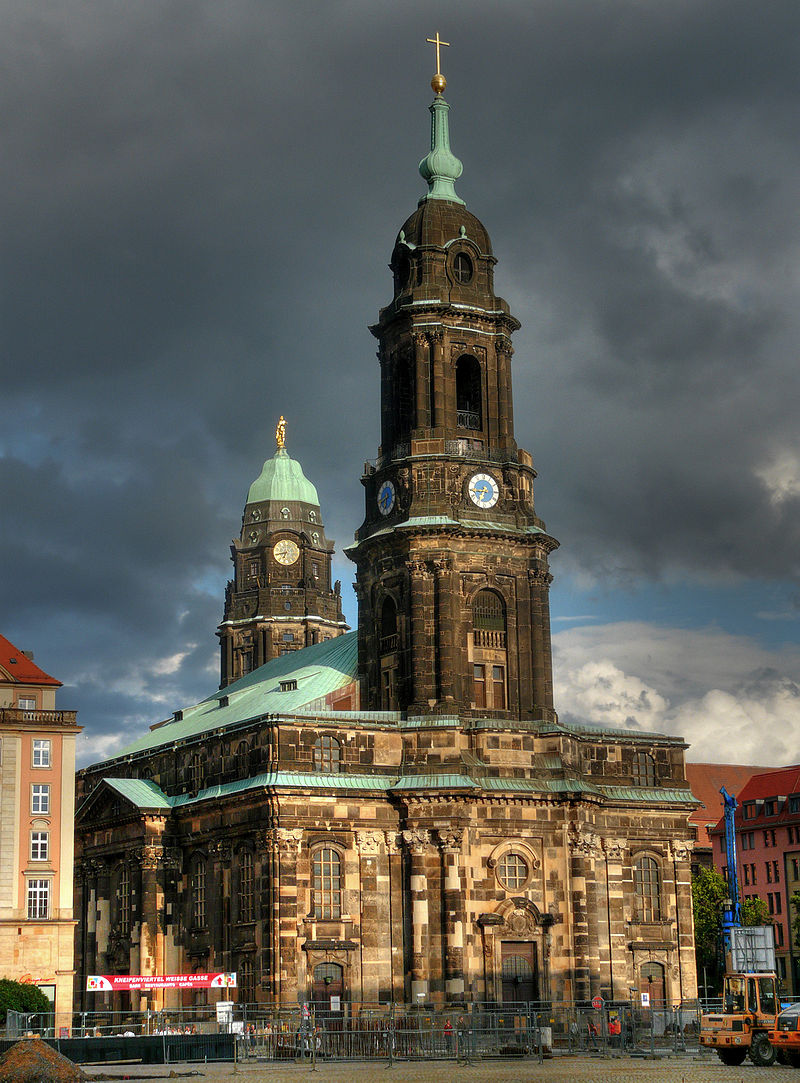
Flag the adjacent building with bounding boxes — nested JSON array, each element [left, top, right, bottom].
[[710, 765, 800, 993], [0, 633, 80, 1023], [685, 763, 781, 870], [74, 67, 699, 1014]]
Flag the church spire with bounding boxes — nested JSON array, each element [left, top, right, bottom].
[[418, 33, 464, 205]]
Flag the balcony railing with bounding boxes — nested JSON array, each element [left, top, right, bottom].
[[380, 634, 399, 654], [457, 409, 481, 430], [0, 708, 78, 726], [473, 630, 507, 649]]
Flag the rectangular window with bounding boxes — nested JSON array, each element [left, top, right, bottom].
[[473, 664, 486, 709], [31, 785, 50, 814], [774, 860, 780, 883], [744, 864, 750, 885], [742, 834, 749, 850], [282, 632, 295, 643], [312, 562, 319, 579], [790, 796, 800, 814], [17, 697, 36, 711], [32, 740, 51, 768], [764, 830, 771, 847], [752, 863, 757, 885], [777, 923, 785, 947], [491, 665, 506, 709], [30, 832, 48, 861], [793, 858, 800, 881], [744, 803, 756, 819], [764, 799, 776, 816], [27, 879, 49, 919], [790, 826, 795, 845], [776, 892, 782, 914], [767, 863, 773, 883], [772, 830, 777, 846]]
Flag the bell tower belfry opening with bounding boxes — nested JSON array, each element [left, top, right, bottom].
[[348, 63, 559, 722]]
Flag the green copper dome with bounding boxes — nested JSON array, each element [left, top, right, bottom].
[[246, 448, 320, 507]]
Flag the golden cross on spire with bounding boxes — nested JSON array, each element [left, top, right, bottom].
[[426, 32, 450, 76]]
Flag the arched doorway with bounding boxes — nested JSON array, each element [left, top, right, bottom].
[[312, 962, 344, 1029], [501, 942, 538, 1003]]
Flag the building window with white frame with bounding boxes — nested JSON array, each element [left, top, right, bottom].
[[18, 696, 37, 712], [32, 739, 51, 768], [27, 879, 50, 919], [30, 832, 49, 861], [31, 784, 50, 814]]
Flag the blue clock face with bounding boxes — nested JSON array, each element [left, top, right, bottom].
[[468, 472, 500, 509], [377, 479, 396, 516]]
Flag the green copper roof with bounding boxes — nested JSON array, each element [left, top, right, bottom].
[[419, 94, 464, 205], [246, 448, 320, 507], [103, 777, 174, 810], [114, 632, 358, 758]]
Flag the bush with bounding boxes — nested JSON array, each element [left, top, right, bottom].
[[0, 979, 52, 1023]]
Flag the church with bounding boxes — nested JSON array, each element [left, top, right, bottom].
[[73, 59, 698, 1014]]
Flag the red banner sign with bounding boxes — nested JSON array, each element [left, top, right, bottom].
[[86, 973, 237, 992]]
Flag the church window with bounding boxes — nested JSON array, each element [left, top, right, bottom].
[[473, 664, 486, 708], [239, 851, 254, 923], [238, 958, 255, 1003], [453, 252, 473, 284], [281, 507, 290, 520], [312, 847, 342, 919], [632, 752, 655, 787], [249, 561, 259, 578], [314, 735, 341, 773], [473, 590, 506, 647], [191, 860, 206, 928], [119, 864, 131, 935], [456, 354, 482, 430], [190, 753, 204, 792], [380, 597, 399, 653], [312, 562, 319, 578], [312, 532, 320, 545], [498, 852, 528, 890], [633, 855, 661, 922], [309, 510, 316, 522]]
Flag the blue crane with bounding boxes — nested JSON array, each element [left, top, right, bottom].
[[720, 786, 742, 957]]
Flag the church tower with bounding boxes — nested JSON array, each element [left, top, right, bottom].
[[217, 418, 348, 686], [349, 64, 558, 721]]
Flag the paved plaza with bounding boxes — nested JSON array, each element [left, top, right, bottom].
[[83, 1056, 799, 1082]]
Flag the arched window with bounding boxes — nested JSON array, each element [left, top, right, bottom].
[[312, 848, 342, 919], [473, 590, 506, 643], [239, 850, 254, 923], [471, 590, 508, 711], [235, 741, 249, 776], [633, 752, 656, 787], [313, 735, 341, 774], [119, 864, 131, 935], [191, 859, 206, 928], [456, 354, 482, 430], [633, 855, 661, 922], [393, 354, 415, 440], [453, 252, 473, 284], [380, 597, 398, 654], [238, 958, 255, 1003]]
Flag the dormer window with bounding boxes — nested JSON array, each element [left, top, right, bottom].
[[309, 510, 316, 523], [280, 679, 297, 692], [743, 803, 757, 819], [453, 252, 473, 284]]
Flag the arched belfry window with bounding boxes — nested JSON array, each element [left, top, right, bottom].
[[473, 590, 506, 648], [380, 597, 399, 654], [456, 354, 482, 431]]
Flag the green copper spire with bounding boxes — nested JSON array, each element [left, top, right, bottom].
[[418, 37, 464, 205]]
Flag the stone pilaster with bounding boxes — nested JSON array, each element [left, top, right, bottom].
[[403, 828, 432, 1001], [439, 829, 465, 999]]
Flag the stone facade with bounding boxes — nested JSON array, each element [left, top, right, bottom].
[[73, 77, 698, 1014]]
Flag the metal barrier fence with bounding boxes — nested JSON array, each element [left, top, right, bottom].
[[4, 1000, 708, 1062]]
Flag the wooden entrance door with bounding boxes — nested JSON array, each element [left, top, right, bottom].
[[501, 942, 538, 1003], [639, 961, 665, 1007]]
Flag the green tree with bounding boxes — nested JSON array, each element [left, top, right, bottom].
[[741, 895, 772, 927], [789, 890, 800, 948], [692, 866, 728, 976], [0, 978, 52, 1024]]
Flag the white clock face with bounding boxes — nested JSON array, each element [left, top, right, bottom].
[[377, 479, 396, 516], [273, 539, 300, 565], [468, 473, 500, 509]]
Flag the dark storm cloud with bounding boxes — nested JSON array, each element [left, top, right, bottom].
[[3, 0, 800, 759]]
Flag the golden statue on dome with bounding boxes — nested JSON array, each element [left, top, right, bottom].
[[276, 415, 286, 450]]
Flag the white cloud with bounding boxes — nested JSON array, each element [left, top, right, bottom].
[[553, 622, 800, 765], [756, 451, 800, 505]]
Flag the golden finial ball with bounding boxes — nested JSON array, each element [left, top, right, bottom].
[[431, 73, 446, 95]]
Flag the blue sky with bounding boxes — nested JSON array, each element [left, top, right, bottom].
[[2, 0, 800, 767]]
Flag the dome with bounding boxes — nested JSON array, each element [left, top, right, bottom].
[[246, 448, 320, 507], [398, 200, 493, 257]]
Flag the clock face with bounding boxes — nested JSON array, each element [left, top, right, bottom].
[[468, 472, 500, 509], [377, 479, 396, 516], [273, 539, 300, 566]]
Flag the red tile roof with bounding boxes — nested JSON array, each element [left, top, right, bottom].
[[685, 762, 782, 848], [0, 633, 61, 687]]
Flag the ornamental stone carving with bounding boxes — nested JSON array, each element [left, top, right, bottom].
[[402, 828, 431, 855], [569, 824, 601, 858], [438, 829, 464, 853], [668, 841, 694, 862], [604, 839, 627, 861], [209, 840, 232, 861], [139, 845, 164, 870], [384, 831, 401, 855], [413, 332, 429, 349], [356, 830, 383, 856], [276, 828, 304, 853]]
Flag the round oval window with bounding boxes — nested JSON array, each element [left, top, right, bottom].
[[453, 252, 473, 284], [498, 852, 528, 890]]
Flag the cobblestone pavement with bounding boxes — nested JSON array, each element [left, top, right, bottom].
[[83, 1055, 799, 1082]]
